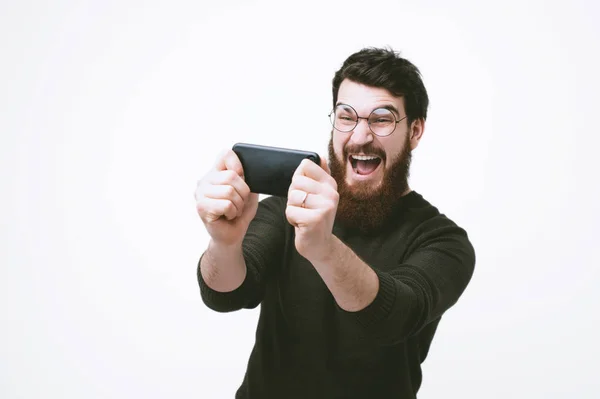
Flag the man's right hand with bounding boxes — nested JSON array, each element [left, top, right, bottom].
[[195, 149, 259, 247]]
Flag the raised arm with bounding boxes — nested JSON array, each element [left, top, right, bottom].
[[328, 218, 475, 345], [198, 196, 287, 312], [285, 158, 475, 344]]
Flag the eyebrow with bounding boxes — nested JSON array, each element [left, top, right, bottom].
[[336, 102, 401, 118], [378, 104, 401, 118]]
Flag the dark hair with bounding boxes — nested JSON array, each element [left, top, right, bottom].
[[332, 47, 429, 126]]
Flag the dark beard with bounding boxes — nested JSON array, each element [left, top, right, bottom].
[[328, 134, 412, 234]]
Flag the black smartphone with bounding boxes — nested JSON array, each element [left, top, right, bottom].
[[232, 142, 321, 197]]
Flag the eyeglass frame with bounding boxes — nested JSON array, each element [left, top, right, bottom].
[[328, 103, 408, 137]]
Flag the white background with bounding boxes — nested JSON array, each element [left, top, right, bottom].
[[1, 0, 599, 398]]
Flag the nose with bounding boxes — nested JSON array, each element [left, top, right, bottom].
[[349, 118, 374, 146]]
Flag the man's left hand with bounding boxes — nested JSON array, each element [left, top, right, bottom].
[[285, 157, 339, 263]]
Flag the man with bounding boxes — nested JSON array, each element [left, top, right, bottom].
[[194, 47, 475, 398]]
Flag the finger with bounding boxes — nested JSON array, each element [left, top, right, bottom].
[[318, 153, 331, 175], [241, 193, 259, 221], [198, 197, 239, 222], [287, 189, 335, 210], [209, 170, 251, 202], [287, 189, 308, 208], [213, 149, 229, 171], [203, 184, 245, 217], [290, 175, 339, 202], [285, 204, 321, 228], [289, 175, 323, 196], [295, 158, 336, 189], [215, 149, 245, 178], [317, 155, 336, 190]]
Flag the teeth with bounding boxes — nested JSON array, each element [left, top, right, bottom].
[[351, 155, 379, 161]]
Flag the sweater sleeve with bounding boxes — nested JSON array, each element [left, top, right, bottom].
[[198, 195, 287, 312], [336, 216, 476, 345]]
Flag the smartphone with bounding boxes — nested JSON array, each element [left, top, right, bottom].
[[232, 143, 321, 197]]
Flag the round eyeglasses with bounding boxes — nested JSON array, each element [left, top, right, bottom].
[[328, 103, 407, 137]]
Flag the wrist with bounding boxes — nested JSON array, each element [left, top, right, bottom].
[[201, 239, 247, 293], [208, 238, 244, 254], [310, 234, 340, 268]]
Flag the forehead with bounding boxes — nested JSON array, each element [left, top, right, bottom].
[[337, 79, 405, 114]]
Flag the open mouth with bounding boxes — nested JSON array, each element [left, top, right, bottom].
[[349, 154, 382, 176]]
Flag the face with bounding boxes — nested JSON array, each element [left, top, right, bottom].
[[328, 79, 424, 233]]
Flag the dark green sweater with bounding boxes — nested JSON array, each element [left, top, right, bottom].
[[198, 191, 475, 398]]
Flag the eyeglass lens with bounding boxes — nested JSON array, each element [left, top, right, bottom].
[[330, 104, 396, 136]]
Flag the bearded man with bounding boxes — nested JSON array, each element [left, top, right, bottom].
[[194, 47, 476, 399]]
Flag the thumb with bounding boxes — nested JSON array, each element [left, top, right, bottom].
[[242, 193, 259, 222], [319, 154, 331, 175]]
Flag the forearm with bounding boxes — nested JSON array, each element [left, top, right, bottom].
[[200, 239, 247, 293], [315, 226, 476, 346], [311, 236, 379, 312]]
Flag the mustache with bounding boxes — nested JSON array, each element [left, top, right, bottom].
[[343, 143, 386, 161]]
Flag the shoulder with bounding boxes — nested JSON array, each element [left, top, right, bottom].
[[401, 191, 475, 259], [402, 191, 469, 233]]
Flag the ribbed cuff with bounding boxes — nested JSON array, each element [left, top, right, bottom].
[[345, 269, 397, 329], [197, 253, 252, 312]]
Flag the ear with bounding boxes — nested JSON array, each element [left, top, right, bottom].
[[409, 118, 425, 150]]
